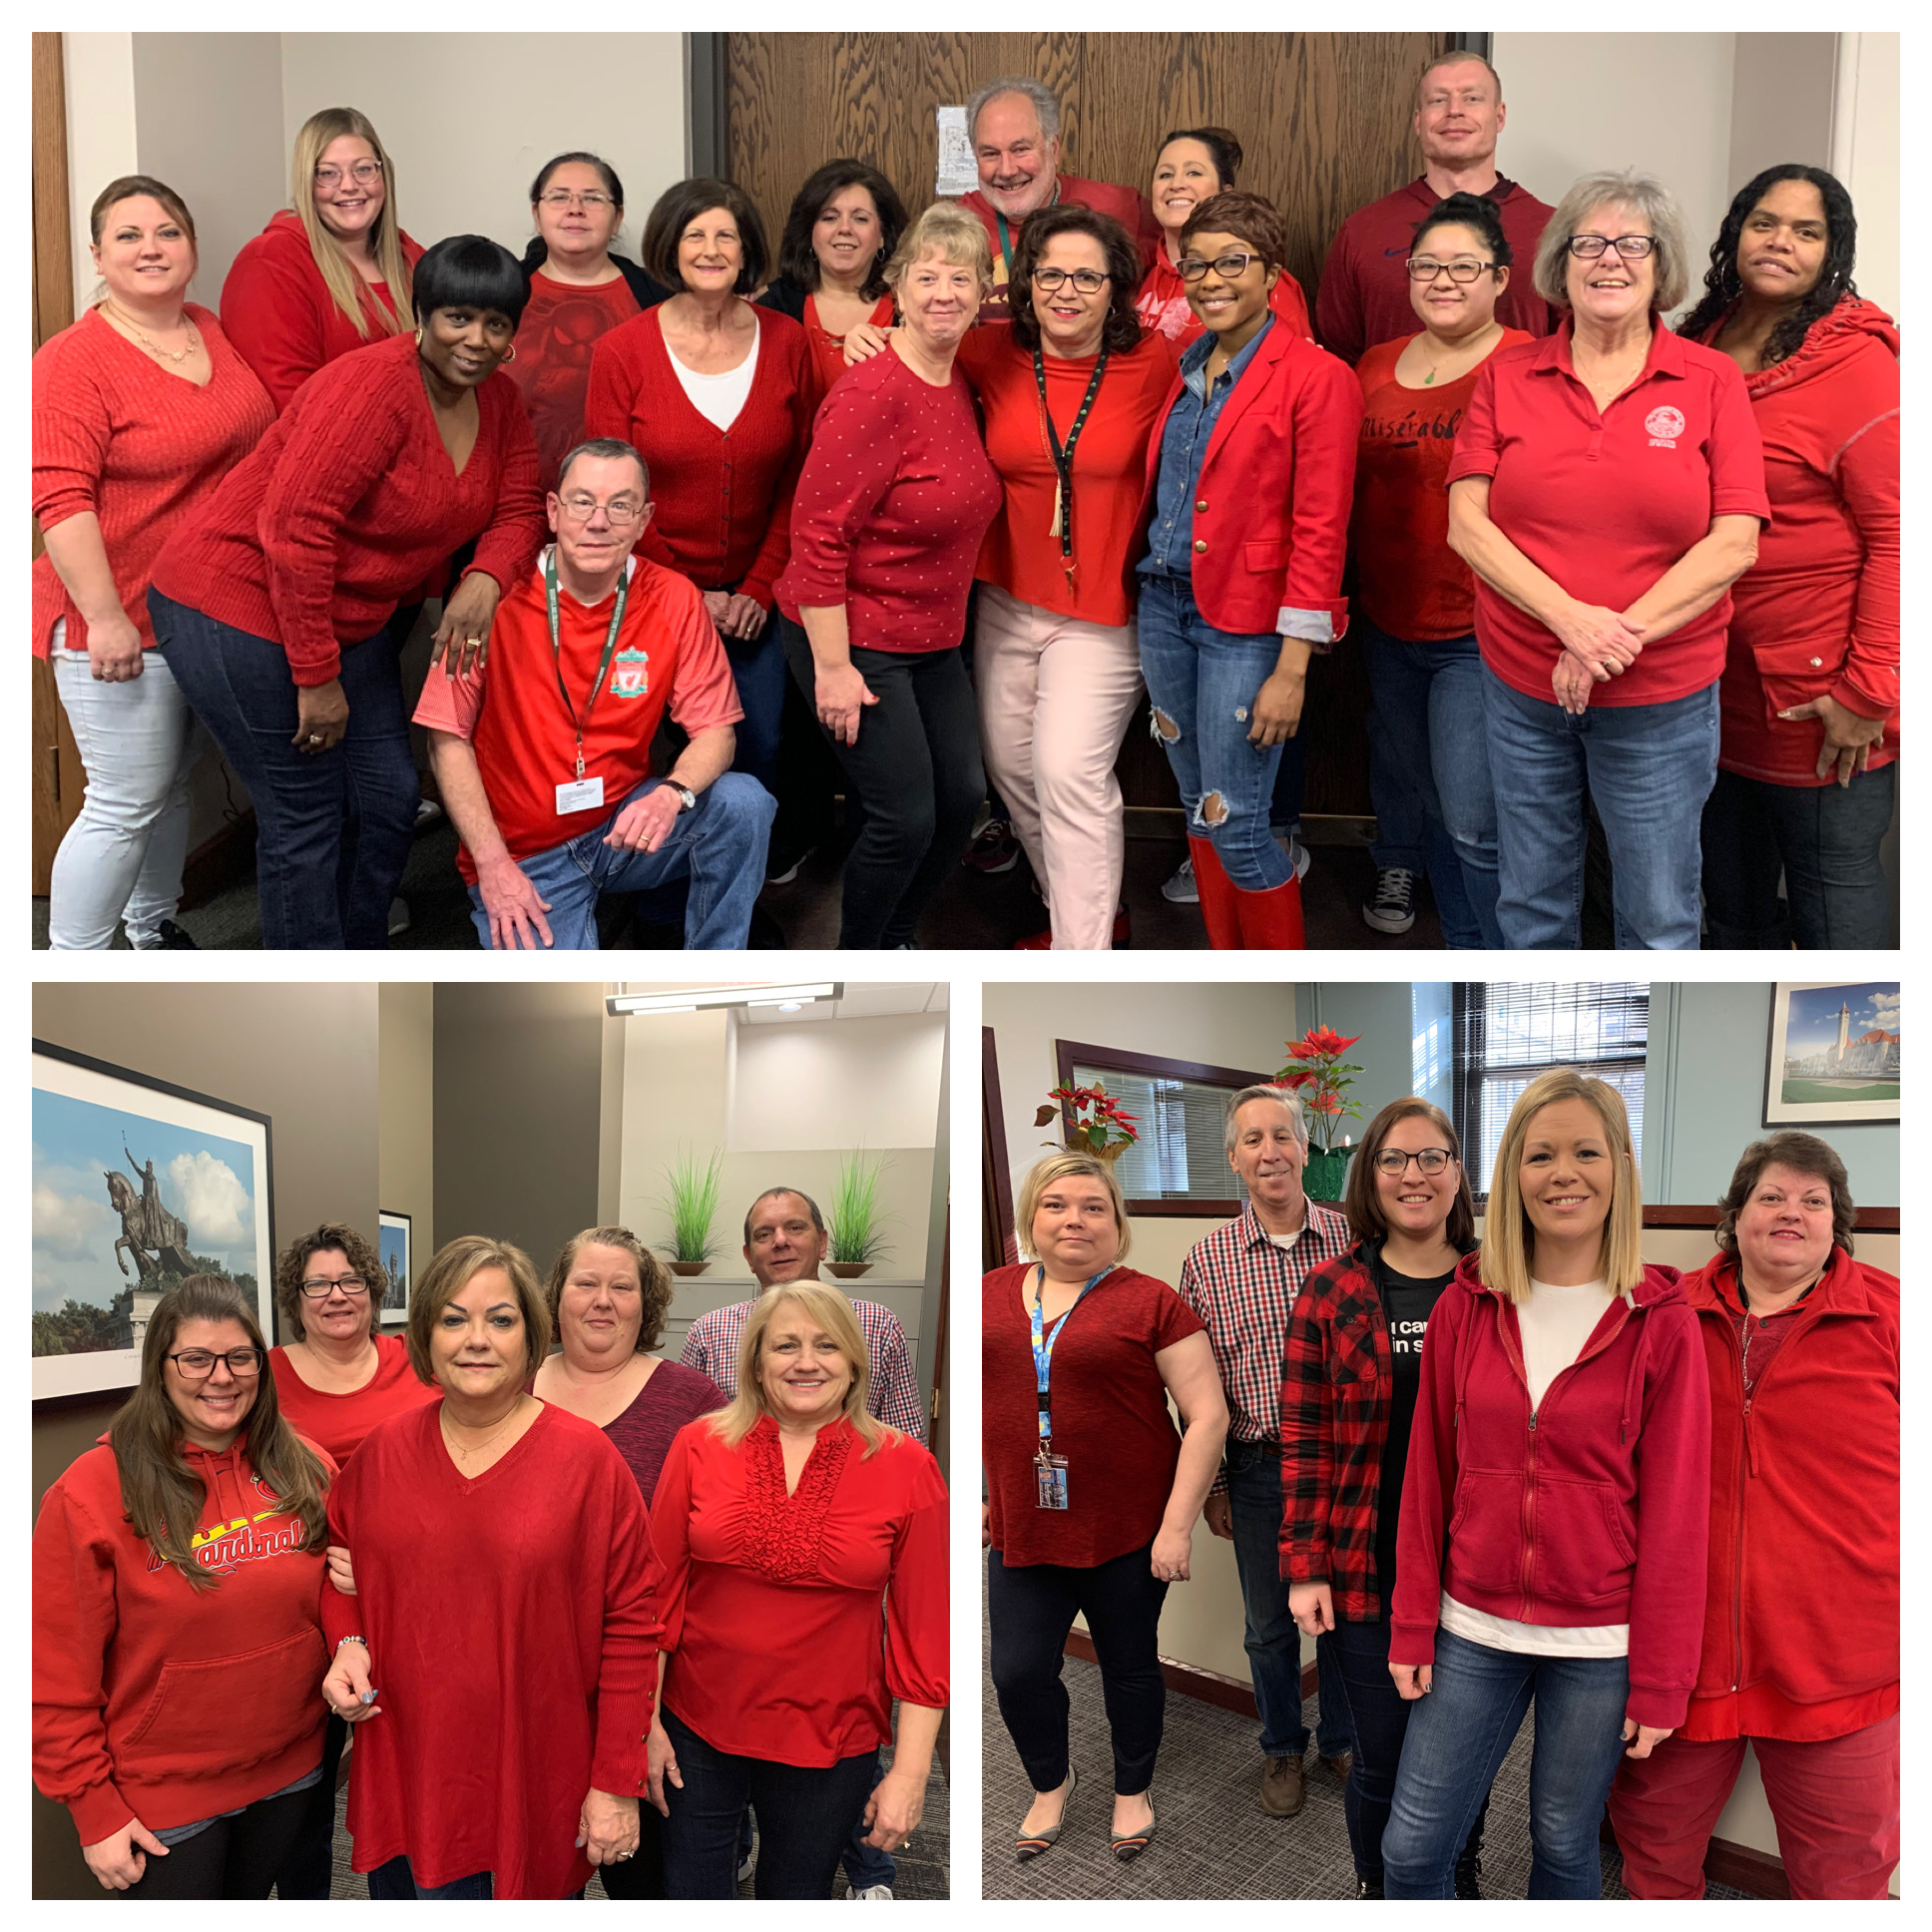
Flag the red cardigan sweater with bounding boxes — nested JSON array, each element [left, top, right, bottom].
[[152, 331, 545, 687], [221, 210, 424, 414], [33, 306, 273, 658], [582, 302, 811, 609]]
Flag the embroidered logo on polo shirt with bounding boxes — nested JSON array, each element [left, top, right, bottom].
[[611, 647, 650, 698], [1646, 404, 1686, 448]]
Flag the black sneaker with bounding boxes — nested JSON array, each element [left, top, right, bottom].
[[962, 818, 1020, 874], [1363, 866, 1417, 934], [1355, 1876, 1385, 1899], [1454, 1854, 1482, 1900], [147, 919, 199, 950]]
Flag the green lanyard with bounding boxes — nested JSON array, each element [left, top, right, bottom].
[[544, 549, 630, 781], [1033, 344, 1109, 590], [994, 181, 1064, 290]]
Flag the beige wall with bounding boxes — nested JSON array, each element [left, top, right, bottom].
[[1835, 32, 1898, 319], [377, 983, 434, 1259]]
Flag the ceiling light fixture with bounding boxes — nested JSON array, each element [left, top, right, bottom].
[[607, 982, 841, 1017]]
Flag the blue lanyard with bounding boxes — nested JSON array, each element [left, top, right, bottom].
[[1029, 1263, 1112, 1450]]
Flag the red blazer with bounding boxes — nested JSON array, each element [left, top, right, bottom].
[[1134, 323, 1361, 637]]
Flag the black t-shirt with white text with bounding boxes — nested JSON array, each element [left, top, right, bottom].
[[1369, 1243, 1463, 1605]]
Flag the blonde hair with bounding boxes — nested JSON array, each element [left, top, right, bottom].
[[888, 202, 995, 296], [707, 1281, 890, 1456], [289, 107, 414, 340], [1014, 1151, 1132, 1264], [406, 1233, 552, 1385], [1533, 169, 1690, 312], [1479, 1070, 1644, 1303]]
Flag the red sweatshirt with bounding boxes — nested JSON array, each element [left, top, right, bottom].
[[1391, 1255, 1711, 1730], [152, 330, 546, 687], [33, 1429, 333, 1845], [1677, 1249, 1898, 1741], [221, 209, 424, 414]]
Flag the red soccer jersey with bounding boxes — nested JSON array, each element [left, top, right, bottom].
[[962, 174, 1164, 321], [503, 269, 642, 490], [412, 551, 743, 883], [1446, 317, 1769, 708], [1134, 248, 1312, 349], [267, 1333, 439, 1467]]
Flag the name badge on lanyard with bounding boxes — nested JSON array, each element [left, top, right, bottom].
[[1030, 1262, 1112, 1508], [545, 548, 629, 817]]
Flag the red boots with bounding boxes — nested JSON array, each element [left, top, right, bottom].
[[1189, 835, 1305, 950]]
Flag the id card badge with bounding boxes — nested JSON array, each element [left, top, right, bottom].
[[555, 775, 605, 815], [1035, 1454, 1070, 1510]]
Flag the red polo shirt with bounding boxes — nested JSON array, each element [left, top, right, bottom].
[[1447, 317, 1768, 708]]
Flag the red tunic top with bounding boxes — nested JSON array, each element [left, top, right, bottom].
[[152, 330, 546, 687], [962, 175, 1164, 321], [1135, 249, 1312, 349], [651, 1415, 948, 1766], [1446, 316, 1770, 708], [776, 345, 1002, 653], [503, 269, 643, 491], [267, 1333, 438, 1467], [981, 1262, 1207, 1569], [33, 305, 273, 658], [1351, 329, 1533, 641], [322, 1401, 661, 1899], [221, 210, 424, 414], [582, 303, 811, 609], [801, 292, 897, 417]]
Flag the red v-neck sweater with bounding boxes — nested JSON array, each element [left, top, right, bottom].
[[152, 330, 545, 687], [582, 302, 811, 609]]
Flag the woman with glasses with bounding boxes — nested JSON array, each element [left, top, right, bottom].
[[1446, 169, 1768, 949], [34, 1276, 334, 1896], [1282, 1100, 1490, 1897], [221, 107, 422, 414], [1351, 194, 1531, 949]]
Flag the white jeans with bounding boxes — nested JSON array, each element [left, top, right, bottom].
[[49, 636, 204, 949]]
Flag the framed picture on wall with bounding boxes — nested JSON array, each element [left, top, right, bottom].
[[32, 1043, 275, 1400], [377, 1211, 412, 1326], [1764, 982, 1900, 1126]]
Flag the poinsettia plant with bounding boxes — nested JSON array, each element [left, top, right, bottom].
[[1036, 1082, 1141, 1159], [1274, 1026, 1364, 1154]]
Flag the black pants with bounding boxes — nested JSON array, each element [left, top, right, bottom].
[[366, 1854, 492, 1898], [780, 626, 983, 948], [987, 1541, 1170, 1797], [269, 1709, 345, 1898], [121, 1785, 311, 1899], [1700, 761, 1896, 948], [597, 1797, 667, 1899]]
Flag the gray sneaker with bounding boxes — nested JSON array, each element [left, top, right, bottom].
[[1162, 857, 1199, 903]]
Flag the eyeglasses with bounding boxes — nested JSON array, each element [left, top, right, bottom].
[[299, 1275, 369, 1299], [1031, 266, 1111, 293], [1178, 249, 1263, 282], [1566, 234, 1657, 260], [539, 191, 616, 212], [168, 1347, 264, 1380], [313, 162, 383, 189], [1405, 256, 1498, 283], [557, 494, 646, 525], [1373, 1148, 1456, 1177]]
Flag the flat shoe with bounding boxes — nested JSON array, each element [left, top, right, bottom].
[[1015, 1764, 1076, 1861], [1110, 1796, 1155, 1862]]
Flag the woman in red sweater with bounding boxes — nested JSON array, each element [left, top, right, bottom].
[[647, 1281, 948, 1897], [221, 106, 422, 414], [1610, 1133, 1898, 1898], [33, 1276, 333, 1896], [150, 235, 545, 949], [584, 178, 811, 796], [775, 202, 1003, 948], [1380, 1072, 1710, 1899], [34, 176, 272, 953], [1681, 166, 1899, 948]]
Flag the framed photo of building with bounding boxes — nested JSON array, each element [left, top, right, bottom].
[[32, 1044, 275, 1400], [1764, 982, 1901, 1126], [378, 1211, 412, 1326]]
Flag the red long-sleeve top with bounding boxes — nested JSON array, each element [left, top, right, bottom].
[[33, 305, 273, 658], [650, 1415, 949, 1767], [220, 210, 424, 414], [267, 1332, 438, 1467], [321, 1401, 662, 1899], [582, 302, 811, 609], [151, 330, 545, 688]]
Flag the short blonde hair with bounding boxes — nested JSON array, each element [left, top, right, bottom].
[[407, 1233, 552, 1385], [707, 1281, 889, 1456], [888, 202, 995, 297], [1479, 1070, 1644, 1304], [1534, 169, 1690, 312], [1014, 1151, 1132, 1264]]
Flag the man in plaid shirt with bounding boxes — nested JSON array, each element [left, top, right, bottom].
[[1179, 1085, 1355, 1820]]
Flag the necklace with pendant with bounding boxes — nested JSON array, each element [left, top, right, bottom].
[[1421, 322, 1500, 386], [103, 299, 201, 365]]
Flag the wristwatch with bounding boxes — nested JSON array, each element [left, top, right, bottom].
[[662, 782, 697, 814]]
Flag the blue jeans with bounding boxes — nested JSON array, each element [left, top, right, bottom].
[[724, 622, 787, 795], [1483, 668, 1718, 949], [366, 1854, 493, 1898], [1382, 1627, 1630, 1898], [150, 589, 419, 950], [468, 774, 772, 950], [1223, 1439, 1350, 1761], [839, 1750, 894, 1891], [1361, 621, 1501, 948], [1137, 576, 1293, 891]]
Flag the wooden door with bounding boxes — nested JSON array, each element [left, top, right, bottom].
[[723, 32, 1454, 820]]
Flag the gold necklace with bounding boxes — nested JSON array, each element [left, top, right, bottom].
[[102, 299, 201, 365], [440, 1397, 525, 1464]]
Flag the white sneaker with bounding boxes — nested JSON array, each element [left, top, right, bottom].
[[736, 1854, 755, 1883], [1162, 857, 1199, 903], [1275, 831, 1312, 882], [846, 1884, 894, 1899]]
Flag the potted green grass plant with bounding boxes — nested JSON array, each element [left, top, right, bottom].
[[826, 1150, 893, 1278], [657, 1149, 724, 1275]]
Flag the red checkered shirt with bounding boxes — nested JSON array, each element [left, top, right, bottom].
[[1177, 1200, 1354, 1497], [679, 1295, 929, 1442]]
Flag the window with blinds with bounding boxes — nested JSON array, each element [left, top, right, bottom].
[[1063, 1047, 1270, 1211], [1450, 983, 1649, 1198]]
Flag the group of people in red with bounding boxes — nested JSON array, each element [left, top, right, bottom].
[[34, 1189, 948, 1898], [34, 47, 1896, 952], [984, 1075, 1897, 1897]]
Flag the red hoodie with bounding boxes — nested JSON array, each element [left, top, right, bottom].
[[1698, 296, 1899, 786], [33, 1430, 333, 1845], [1391, 1255, 1711, 1730]]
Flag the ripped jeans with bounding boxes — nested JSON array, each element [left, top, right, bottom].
[[1137, 575, 1294, 890]]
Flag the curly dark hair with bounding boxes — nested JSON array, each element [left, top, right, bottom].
[[776, 159, 907, 300], [1413, 191, 1513, 267], [1679, 165, 1857, 369], [1713, 1132, 1856, 1257], [546, 1226, 675, 1353], [273, 1223, 387, 1344], [1180, 190, 1287, 273], [642, 177, 769, 294], [1008, 204, 1145, 355], [1154, 127, 1244, 191]]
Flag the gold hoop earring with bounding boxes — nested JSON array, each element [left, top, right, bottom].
[[414, 326, 423, 346], [502, 343, 517, 363]]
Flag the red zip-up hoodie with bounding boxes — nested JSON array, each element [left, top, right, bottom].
[[1391, 1255, 1711, 1730], [33, 1430, 333, 1845]]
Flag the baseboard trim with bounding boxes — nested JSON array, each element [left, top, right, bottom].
[[1702, 1836, 1789, 1899]]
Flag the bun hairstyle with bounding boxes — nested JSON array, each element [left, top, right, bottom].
[[1156, 127, 1245, 192], [521, 152, 626, 276], [1412, 191, 1513, 266], [90, 174, 197, 249]]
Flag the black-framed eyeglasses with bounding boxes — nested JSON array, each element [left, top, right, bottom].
[[299, 1275, 369, 1299], [1566, 234, 1657, 260], [168, 1347, 264, 1380], [313, 162, 383, 189], [1373, 1148, 1456, 1177], [1031, 266, 1111, 293], [1405, 256, 1499, 284], [1178, 249, 1263, 282]]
